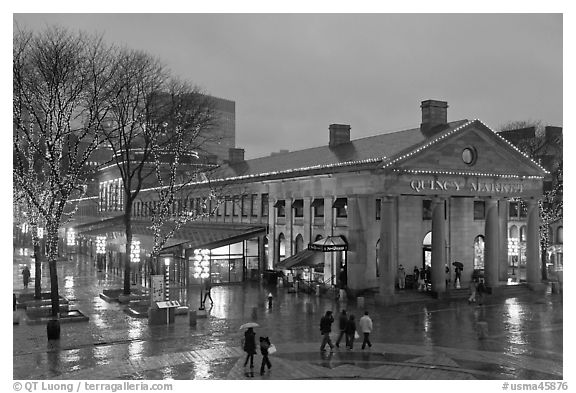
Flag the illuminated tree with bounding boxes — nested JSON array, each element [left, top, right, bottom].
[[499, 121, 563, 279], [13, 26, 116, 332], [101, 54, 219, 295]]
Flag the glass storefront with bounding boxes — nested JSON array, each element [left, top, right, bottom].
[[187, 237, 261, 285]]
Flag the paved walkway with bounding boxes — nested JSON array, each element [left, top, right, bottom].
[[13, 248, 563, 380]]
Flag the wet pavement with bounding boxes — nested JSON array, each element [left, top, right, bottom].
[[13, 248, 563, 380]]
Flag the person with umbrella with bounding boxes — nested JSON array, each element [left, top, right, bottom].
[[240, 323, 259, 370], [453, 262, 463, 289]]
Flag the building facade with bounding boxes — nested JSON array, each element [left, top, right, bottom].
[[67, 100, 551, 302]]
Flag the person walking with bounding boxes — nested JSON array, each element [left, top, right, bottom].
[[477, 278, 487, 305], [335, 310, 347, 348], [345, 314, 357, 349], [359, 311, 373, 350], [202, 279, 213, 308], [397, 264, 406, 289], [22, 266, 31, 289], [445, 264, 451, 290], [468, 279, 477, 304], [243, 327, 257, 370], [454, 267, 462, 289], [319, 310, 335, 352], [418, 268, 427, 292], [259, 336, 272, 375]]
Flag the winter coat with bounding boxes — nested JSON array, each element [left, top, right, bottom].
[[243, 329, 256, 354], [338, 314, 348, 330], [359, 315, 373, 333], [259, 336, 271, 355], [345, 319, 356, 335], [320, 314, 334, 334]]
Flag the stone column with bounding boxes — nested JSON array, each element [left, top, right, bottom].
[[484, 198, 499, 288], [285, 197, 293, 258], [431, 197, 446, 294], [303, 197, 312, 243], [268, 198, 276, 269], [377, 196, 397, 303], [526, 198, 542, 289], [498, 199, 509, 282], [347, 196, 369, 292]]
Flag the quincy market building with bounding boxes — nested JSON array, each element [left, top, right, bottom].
[[70, 100, 548, 302]]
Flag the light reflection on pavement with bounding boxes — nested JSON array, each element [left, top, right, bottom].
[[13, 251, 562, 380]]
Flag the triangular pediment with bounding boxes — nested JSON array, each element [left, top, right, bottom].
[[384, 120, 548, 178]]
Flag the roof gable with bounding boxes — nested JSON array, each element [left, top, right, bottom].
[[385, 120, 548, 178]]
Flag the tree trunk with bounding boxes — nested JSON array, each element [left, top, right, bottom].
[[46, 228, 60, 318], [34, 242, 42, 300], [29, 221, 42, 300], [123, 203, 133, 295]]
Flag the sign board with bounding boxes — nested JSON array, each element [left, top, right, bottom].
[[156, 300, 181, 309], [151, 275, 165, 303], [308, 243, 348, 252]]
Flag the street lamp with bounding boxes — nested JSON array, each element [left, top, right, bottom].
[[96, 236, 106, 271], [130, 240, 141, 285], [164, 257, 171, 301], [192, 249, 210, 309]]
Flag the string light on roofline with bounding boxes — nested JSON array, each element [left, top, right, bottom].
[[394, 168, 544, 179], [382, 119, 550, 175]]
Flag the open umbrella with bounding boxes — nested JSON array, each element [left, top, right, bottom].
[[452, 261, 464, 269], [239, 322, 260, 330]]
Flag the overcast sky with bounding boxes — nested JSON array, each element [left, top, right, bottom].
[[13, 13, 562, 159]]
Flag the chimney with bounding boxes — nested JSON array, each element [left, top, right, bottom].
[[420, 100, 448, 137], [228, 148, 245, 164], [329, 124, 351, 147]]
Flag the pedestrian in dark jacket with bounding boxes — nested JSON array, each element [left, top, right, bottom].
[[22, 266, 31, 289], [477, 278, 487, 305], [319, 310, 335, 352], [243, 327, 257, 368], [335, 310, 347, 348], [259, 336, 272, 375], [345, 314, 357, 349]]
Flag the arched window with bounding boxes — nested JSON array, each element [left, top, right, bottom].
[[375, 239, 380, 277], [473, 235, 485, 270], [520, 225, 527, 242], [557, 226, 563, 244], [278, 233, 286, 261], [295, 234, 304, 253], [423, 231, 432, 247], [315, 234, 323, 242], [509, 225, 519, 239]]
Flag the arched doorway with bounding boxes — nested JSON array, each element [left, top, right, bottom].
[[375, 239, 380, 278], [278, 233, 286, 263], [295, 234, 304, 253], [473, 235, 485, 270], [263, 236, 270, 270], [422, 231, 432, 271]]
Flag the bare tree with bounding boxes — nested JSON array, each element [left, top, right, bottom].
[[13, 26, 116, 335], [101, 53, 219, 295]]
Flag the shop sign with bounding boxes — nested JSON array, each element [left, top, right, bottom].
[[409, 178, 525, 195], [308, 243, 348, 252], [151, 275, 165, 303]]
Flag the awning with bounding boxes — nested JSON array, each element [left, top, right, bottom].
[[291, 199, 303, 208], [273, 200, 285, 208], [332, 198, 347, 208], [275, 249, 325, 270], [311, 199, 324, 208], [308, 235, 348, 252], [77, 218, 266, 252]]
